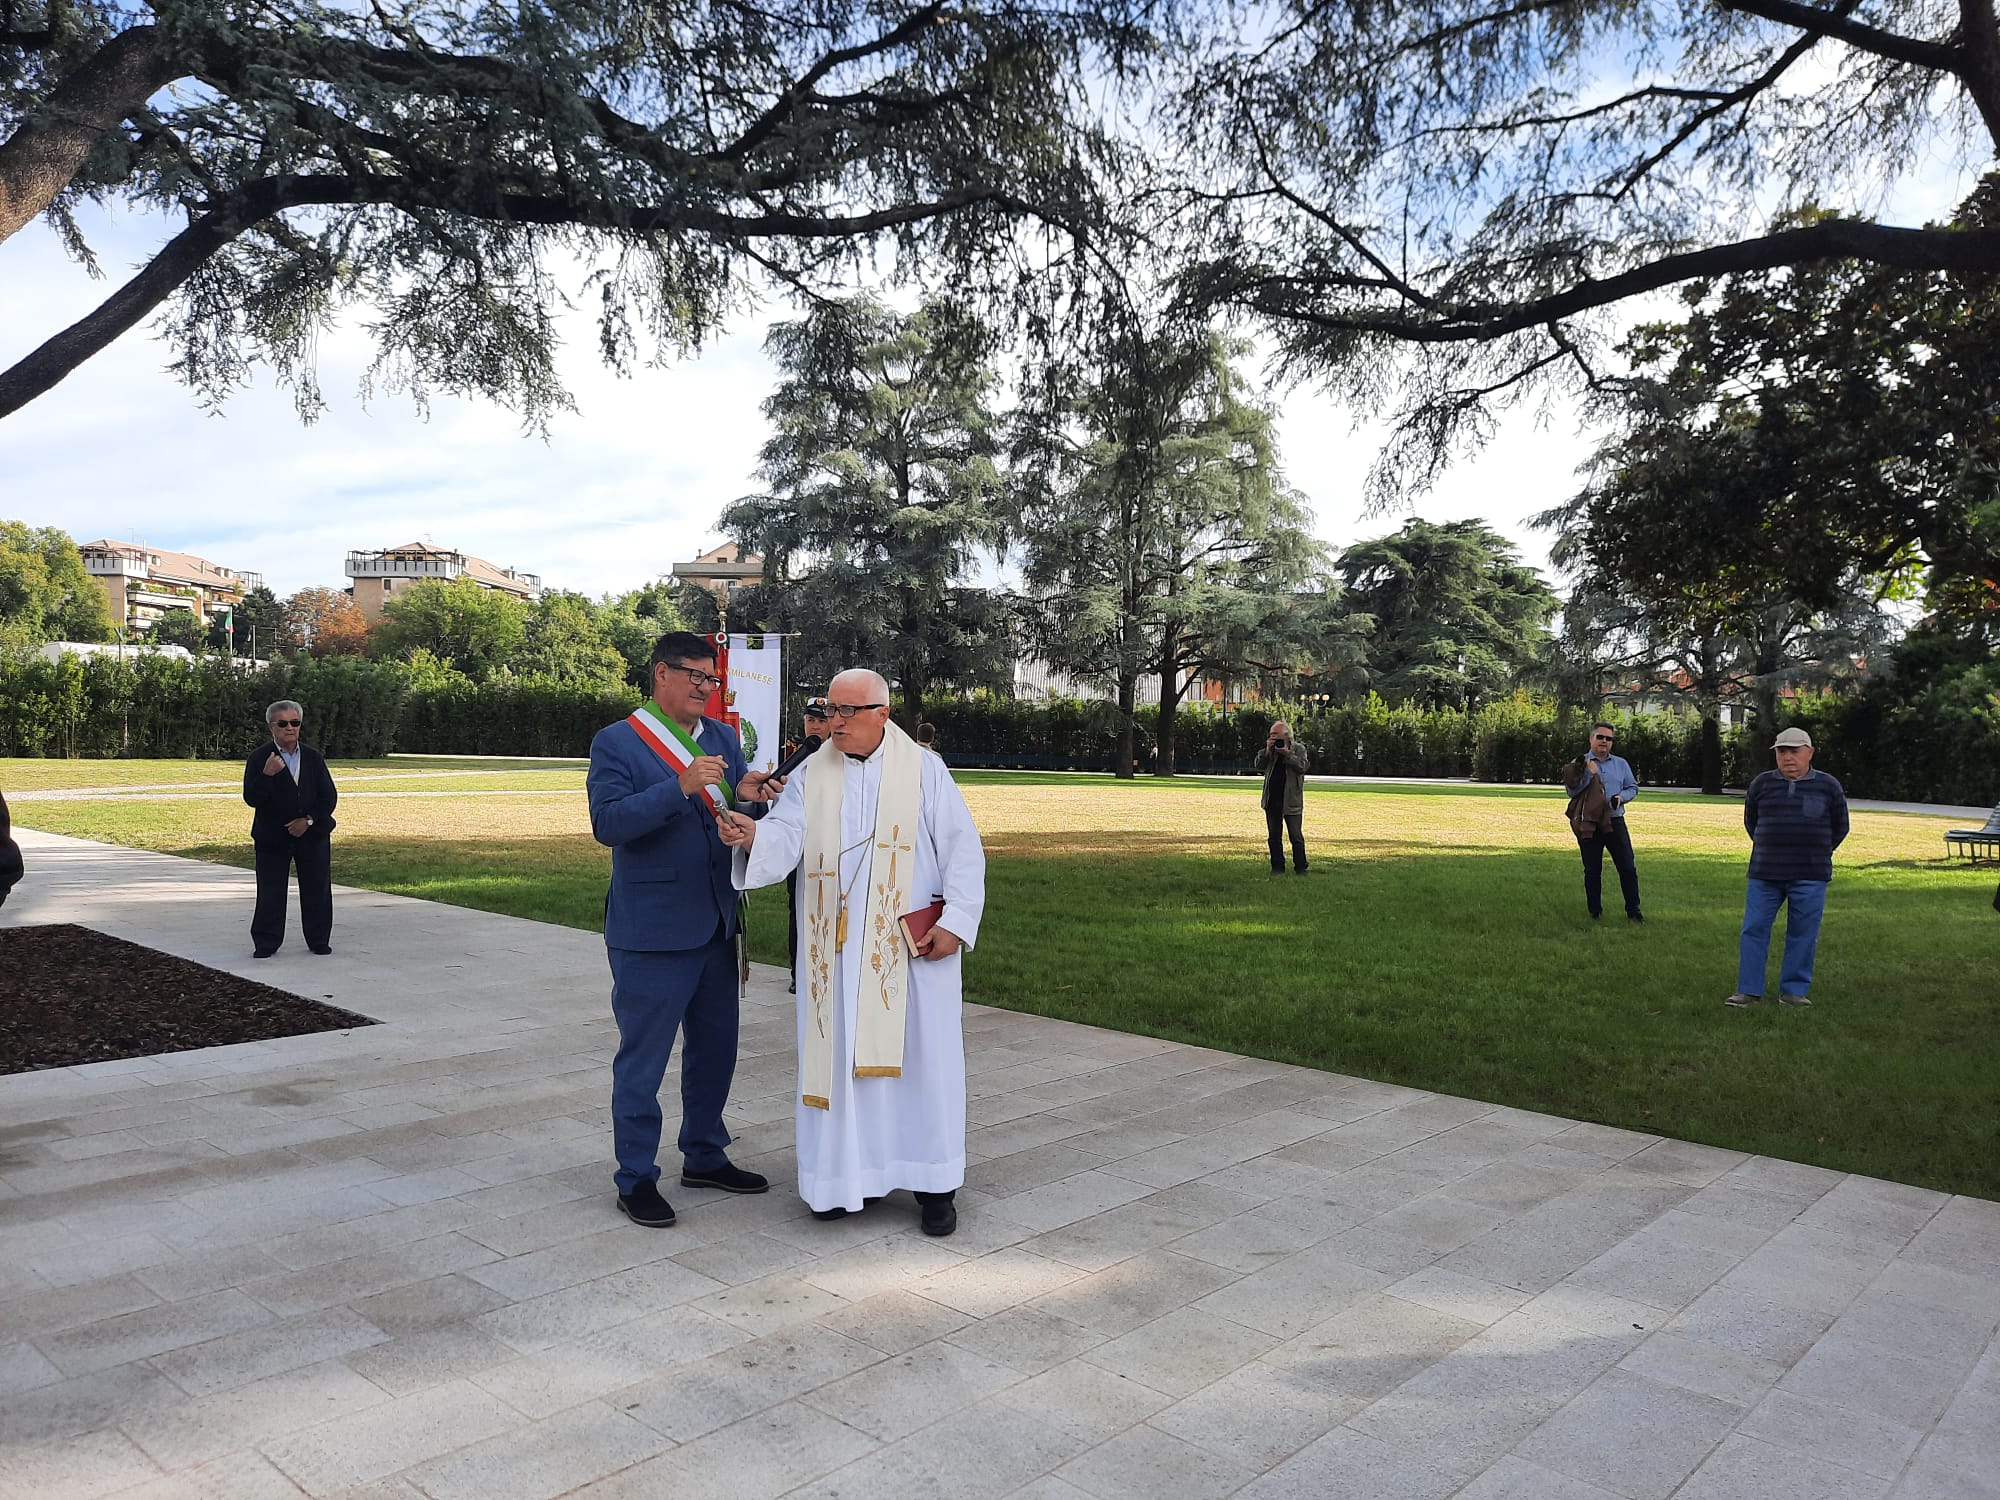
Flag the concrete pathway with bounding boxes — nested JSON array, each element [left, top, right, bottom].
[[1, 830, 1995, 1500]]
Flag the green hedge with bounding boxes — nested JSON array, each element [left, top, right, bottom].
[[0, 653, 645, 761], [398, 677, 640, 757], [0, 654, 406, 758], [7, 651, 1994, 809], [934, 692, 1742, 786]]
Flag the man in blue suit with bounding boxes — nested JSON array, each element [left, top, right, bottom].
[[588, 631, 785, 1227]]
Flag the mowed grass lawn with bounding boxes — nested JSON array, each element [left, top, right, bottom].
[[8, 757, 1997, 1197]]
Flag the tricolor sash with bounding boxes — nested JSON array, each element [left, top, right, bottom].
[[627, 700, 734, 810]]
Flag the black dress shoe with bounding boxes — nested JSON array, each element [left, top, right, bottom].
[[253, 948, 277, 959], [617, 1181, 676, 1227], [309, 944, 332, 955], [915, 1191, 957, 1237], [811, 1206, 849, 1221], [680, 1162, 769, 1194], [1626, 911, 1645, 923]]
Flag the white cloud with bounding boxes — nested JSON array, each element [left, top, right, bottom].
[[3, 206, 777, 598]]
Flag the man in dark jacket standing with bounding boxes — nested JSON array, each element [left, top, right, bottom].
[[1256, 721, 1309, 874], [1727, 726, 1848, 1008], [242, 699, 339, 958], [0, 787, 23, 910]]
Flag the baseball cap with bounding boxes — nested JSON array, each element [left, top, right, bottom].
[[1772, 727, 1813, 749], [803, 697, 831, 720]]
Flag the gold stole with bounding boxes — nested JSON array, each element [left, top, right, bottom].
[[799, 722, 922, 1110]]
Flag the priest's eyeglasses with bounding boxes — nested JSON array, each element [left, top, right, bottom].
[[827, 703, 886, 718], [665, 664, 724, 692]]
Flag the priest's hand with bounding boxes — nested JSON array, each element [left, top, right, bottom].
[[678, 755, 727, 797], [739, 770, 785, 803], [715, 810, 757, 849], [913, 925, 961, 960]]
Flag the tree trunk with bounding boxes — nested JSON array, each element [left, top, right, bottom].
[[0, 28, 184, 247], [1700, 708, 1723, 795], [1154, 643, 1179, 778], [896, 584, 924, 731], [899, 666, 926, 733], [1114, 673, 1137, 778]]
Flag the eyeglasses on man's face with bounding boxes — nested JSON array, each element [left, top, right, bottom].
[[1592, 734, 1615, 743], [665, 663, 723, 693], [272, 719, 302, 728], [827, 703, 887, 719]]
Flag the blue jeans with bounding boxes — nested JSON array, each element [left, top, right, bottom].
[[607, 940, 738, 1194], [1737, 878, 1827, 998]]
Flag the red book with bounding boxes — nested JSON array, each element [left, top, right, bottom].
[[899, 898, 947, 956]]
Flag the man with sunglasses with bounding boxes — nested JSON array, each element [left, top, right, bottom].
[[587, 632, 786, 1228], [1563, 721, 1643, 922], [242, 699, 340, 957]]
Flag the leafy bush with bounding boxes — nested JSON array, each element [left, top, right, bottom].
[[8, 641, 1993, 808]]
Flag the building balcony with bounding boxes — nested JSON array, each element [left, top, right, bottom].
[[83, 554, 148, 578], [347, 552, 463, 578]]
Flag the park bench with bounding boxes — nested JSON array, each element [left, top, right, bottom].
[[1944, 804, 2000, 862]]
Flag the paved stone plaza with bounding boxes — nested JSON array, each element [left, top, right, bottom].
[[2, 829, 1996, 1500]]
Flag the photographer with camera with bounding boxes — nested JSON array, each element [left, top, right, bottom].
[[1255, 721, 1310, 875]]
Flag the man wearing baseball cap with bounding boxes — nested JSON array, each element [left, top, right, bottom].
[[1726, 726, 1849, 1008]]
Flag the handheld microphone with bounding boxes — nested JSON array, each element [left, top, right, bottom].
[[769, 732, 823, 782]]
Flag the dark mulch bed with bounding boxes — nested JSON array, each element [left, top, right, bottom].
[[0, 924, 376, 1074]]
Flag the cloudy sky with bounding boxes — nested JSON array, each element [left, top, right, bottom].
[[0, 191, 1854, 602]]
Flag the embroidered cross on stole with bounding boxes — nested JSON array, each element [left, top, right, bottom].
[[798, 724, 921, 1110]]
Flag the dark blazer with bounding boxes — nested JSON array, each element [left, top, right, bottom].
[[242, 742, 339, 845], [587, 715, 750, 952], [0, 788, 22, 906]]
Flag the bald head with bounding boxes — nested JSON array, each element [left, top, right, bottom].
[[826, 668, 894, 756]]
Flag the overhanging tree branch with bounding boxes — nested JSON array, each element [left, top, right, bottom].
[[1717, 0, 1962, 73], [0, 171, 1037, 418], [1229, 218, 2000, 345]]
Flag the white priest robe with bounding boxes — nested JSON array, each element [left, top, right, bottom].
[[733, 741, 986, 1212]]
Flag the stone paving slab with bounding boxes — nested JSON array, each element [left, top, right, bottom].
[[2, 828, 1996, 1500]]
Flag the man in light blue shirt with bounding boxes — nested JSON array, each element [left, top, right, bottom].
[[1565, 720, 1644, 922]]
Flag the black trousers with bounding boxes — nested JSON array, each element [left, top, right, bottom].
[[1577, 821, 1641, 917], [252, 835, 333, 952], [1266, 806, 1307, 871]]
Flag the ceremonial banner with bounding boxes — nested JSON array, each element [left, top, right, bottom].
[[707, 633, 782, 775]]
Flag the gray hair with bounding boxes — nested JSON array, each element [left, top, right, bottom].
[[829, 668, 891, 704], [265, 700, 304, 725]]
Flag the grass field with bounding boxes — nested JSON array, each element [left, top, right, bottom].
[[7, 756, 1996, 1197]]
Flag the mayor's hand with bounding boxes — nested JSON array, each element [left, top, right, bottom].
[[739, 770, 785, 803], [715, 810, 757, 849], [263, 753, 286, 776], [1584, 758, 1600, 776], [678, 755, 727, 797], [913, 925, 961, 960]]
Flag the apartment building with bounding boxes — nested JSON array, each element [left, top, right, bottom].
[[345, 542, 543, 624], [77, 540, 264, 634]]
